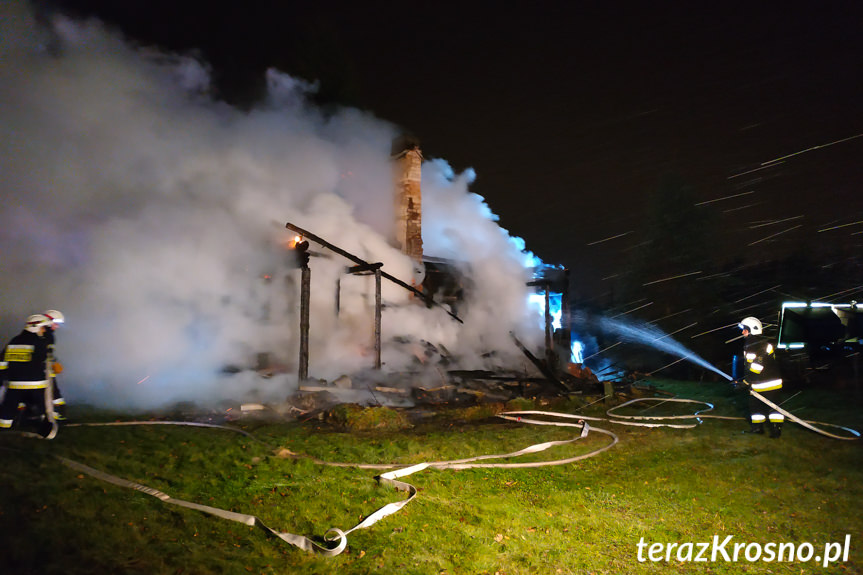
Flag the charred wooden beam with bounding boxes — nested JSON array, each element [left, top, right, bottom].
[[374, 268, 382, 369], [343, 262, 384, 369], [299, 266, 311, 381], [509, 332, 572, 393], [561, 269, 572, 356], [347, 262, 384, 274], [286, 222, 463, 324], [527, 279, 556, 370], [544, 287, 553, 362]]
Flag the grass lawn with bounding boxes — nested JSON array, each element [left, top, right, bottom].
[[1, 378, 861, 574]]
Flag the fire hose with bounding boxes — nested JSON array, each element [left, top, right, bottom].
[[55, 394, 857, 556], [61, 416, 616, 555], [747, 389, 860, 441]]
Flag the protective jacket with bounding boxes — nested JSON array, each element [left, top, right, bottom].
[[1, 330, 49, 385], [742, 334, 783, 392], [0, 329, 52, 433]]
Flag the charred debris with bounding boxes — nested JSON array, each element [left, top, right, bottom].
[[243, 222, 637, 420], [230, 136, 638, 421]]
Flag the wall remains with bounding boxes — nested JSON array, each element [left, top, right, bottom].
[[392, 140, 424, 263]]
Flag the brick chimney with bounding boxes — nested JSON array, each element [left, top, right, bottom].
[[391, 135, 424, 262]]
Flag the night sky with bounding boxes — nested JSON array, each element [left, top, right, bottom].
[[47, 1, 863, 301]]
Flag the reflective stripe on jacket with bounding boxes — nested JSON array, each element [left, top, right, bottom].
[[751, 378, 783, 392], [8, 380, 49, 390]]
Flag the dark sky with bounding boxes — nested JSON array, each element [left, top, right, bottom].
[[48, 1, 863, 299]]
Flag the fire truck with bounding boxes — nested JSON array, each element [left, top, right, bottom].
[[776, 301, 861, 387]]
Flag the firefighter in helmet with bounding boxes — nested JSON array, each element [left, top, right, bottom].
[[738, 316, 784, 438], [0, 314, 58, 439], [43, 309, 67, 421]]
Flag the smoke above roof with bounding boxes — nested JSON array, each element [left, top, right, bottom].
[[0, 1, 548, 410]]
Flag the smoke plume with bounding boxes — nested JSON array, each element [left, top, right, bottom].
[[0, 1, 547, 410]]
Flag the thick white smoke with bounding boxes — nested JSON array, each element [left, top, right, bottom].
[[0, 1, 547, 410]]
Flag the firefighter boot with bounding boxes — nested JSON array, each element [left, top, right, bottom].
[[768, 422, 782, 439], [745, 422, 765, 434]]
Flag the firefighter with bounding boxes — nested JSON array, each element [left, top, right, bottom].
[[0, 314, 58, 439], [43, 309, 67, 421], [738, 316, 784, 438]]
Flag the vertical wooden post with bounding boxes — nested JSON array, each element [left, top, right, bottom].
[[374, 268, 382, 369], [345, 261, 385, 370], [335, 276, 341, 317], [544, 287, 553, 359], [561, 269, 572, 362], [604, 380, 615, 407], [299, 266, 311, 381]]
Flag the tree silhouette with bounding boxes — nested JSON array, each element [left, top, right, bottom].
[[620, 175, 720, 315]]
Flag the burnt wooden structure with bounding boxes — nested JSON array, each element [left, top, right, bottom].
[[286, 221, 465, 382]]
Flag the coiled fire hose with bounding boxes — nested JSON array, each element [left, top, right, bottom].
[[57, 394, 857, 556]]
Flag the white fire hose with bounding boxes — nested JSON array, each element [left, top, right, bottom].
[[747, 389, 860, 441], [56, 394, 857, 556], [61, 416, 615, 555]]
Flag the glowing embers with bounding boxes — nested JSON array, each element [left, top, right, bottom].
[[287, 235, 310, 268]]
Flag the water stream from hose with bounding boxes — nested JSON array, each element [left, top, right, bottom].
[[598, 317, 733, 381]]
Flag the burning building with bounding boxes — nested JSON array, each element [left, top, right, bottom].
[[276, 135, 581, 400], [0, 3, 578, 411]]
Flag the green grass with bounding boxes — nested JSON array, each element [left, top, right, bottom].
[[1, 378, 861, 574]]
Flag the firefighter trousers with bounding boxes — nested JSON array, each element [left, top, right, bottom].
[[0, 384, 52, 429], [747, 388, 784, 435]]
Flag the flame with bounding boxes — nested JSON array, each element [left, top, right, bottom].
[[288, 235, 304, 248], [527, 292, 563, 330], [571, 340, 584, 363]]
